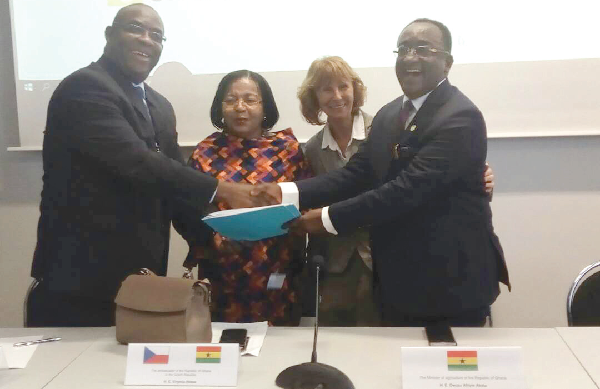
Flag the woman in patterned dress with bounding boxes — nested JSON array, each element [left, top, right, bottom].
[[186, 70, 311, 325]]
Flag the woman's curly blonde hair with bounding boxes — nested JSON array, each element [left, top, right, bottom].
[[298, 56, 366, 126]]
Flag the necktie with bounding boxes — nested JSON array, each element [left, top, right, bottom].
[[392, 99, 416, 160], [398, 99, 414, 130], [132, 84, 151, 121], [132, 84, 160, 151]]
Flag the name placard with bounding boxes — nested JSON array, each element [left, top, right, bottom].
[[125, 343, 239, 386], [401, 347, 526, 389]]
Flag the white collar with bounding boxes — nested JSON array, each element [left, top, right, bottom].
[[321, 110, 366, 150], [402, 78, 446, 112], [132, 82, 145, 92]]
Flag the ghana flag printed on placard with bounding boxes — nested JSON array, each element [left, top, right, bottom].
[[196, 346, 221, 363], [447, 350, 478, 371]]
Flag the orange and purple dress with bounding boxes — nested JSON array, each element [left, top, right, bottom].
[[188, 128, 311, 325]]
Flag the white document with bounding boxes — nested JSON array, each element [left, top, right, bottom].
[[0, 335, 42, 368], [401, 347, 526, 389], [0, 347, 9, 369], [211, 321, 268, 356], [125, 343, 239, 386]]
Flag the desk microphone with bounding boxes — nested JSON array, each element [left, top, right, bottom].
[[275, 255, 355, 389]]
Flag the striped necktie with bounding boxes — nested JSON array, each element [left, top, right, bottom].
[[132, 84, 160, 151], [132, 84, 151, 120], [399, 99, 415, 130]]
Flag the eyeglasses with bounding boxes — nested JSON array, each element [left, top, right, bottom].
[[393, 45, 450, 58], [222, 96, 263, 109], [114, 23, 166, 44]]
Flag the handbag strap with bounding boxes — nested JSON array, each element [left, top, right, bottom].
[[192, 279, 212, 306], [126, 269, 212, 307]]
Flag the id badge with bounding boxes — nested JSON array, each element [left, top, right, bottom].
[[267, 273, 286, 290]]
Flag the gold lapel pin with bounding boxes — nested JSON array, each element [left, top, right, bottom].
[[409, 125, 417, 132]]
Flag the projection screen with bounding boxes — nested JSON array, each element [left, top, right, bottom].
[[8, 0, 600, 149]]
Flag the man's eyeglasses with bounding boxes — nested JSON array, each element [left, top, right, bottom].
[[393, 45, 450, 58], [222, 96, 262, 109], [114, 23, 166, 44]]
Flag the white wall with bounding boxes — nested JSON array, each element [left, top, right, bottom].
[[1, 0, 599, 327], [487, 138, 600, 326]]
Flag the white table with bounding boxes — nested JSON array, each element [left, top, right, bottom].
[[557, 327, 600, 387], [449, 327, 597, 389], [0, 327, 113, 389], [2, 327, 598, 389]]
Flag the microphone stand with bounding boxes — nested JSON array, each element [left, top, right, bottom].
[[275, 256, 355, 389], [311, 261, 320, 363]]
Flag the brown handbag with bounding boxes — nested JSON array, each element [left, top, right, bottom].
[[114, 270, 212, 344]]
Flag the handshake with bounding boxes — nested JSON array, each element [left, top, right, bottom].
[[213, 182, 327, 235], [214, 182, 282, 209]]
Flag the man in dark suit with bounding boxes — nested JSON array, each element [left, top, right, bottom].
[[257, 18, 510, 326], [27, 3, 261, 327]]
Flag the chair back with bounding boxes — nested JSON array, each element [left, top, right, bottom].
[[24, 279, 39, 327], [567, 261, 600, 326]]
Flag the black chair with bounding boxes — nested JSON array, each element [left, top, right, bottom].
[[23, 279, 40, 326], [567, 261, 600, 326]]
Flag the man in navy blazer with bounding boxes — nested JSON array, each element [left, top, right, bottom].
[[28, 3, 261, 327], [257, 18, 510, 326]]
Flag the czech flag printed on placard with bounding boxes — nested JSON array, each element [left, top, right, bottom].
[[143, 346, 170, 364]]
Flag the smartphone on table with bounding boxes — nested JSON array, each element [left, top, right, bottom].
[[219, 328, 248, 350], [425, 324, 457, 346]]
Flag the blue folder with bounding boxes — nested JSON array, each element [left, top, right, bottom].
[[202, 204, 300, 241]]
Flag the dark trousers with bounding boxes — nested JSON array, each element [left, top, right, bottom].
[[381, 303, 490, 327], [26, 280, 115, 327]]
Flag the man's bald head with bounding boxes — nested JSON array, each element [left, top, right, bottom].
[[111, 3, 160, 26], [104, 3, 164, 83]]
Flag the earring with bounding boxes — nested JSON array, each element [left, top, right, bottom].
[[221, 118, 228, 133]]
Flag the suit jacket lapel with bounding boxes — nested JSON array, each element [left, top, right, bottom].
[[372, 96, 403, 181], [145, 87, 168, 144], [409, 79, 454, 135], [319, 144, 341, 173], [374, 80, 454, 182], [319, 111, 372, 173], [123, 84, 152, 124], [97, 56, 154, 140]]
